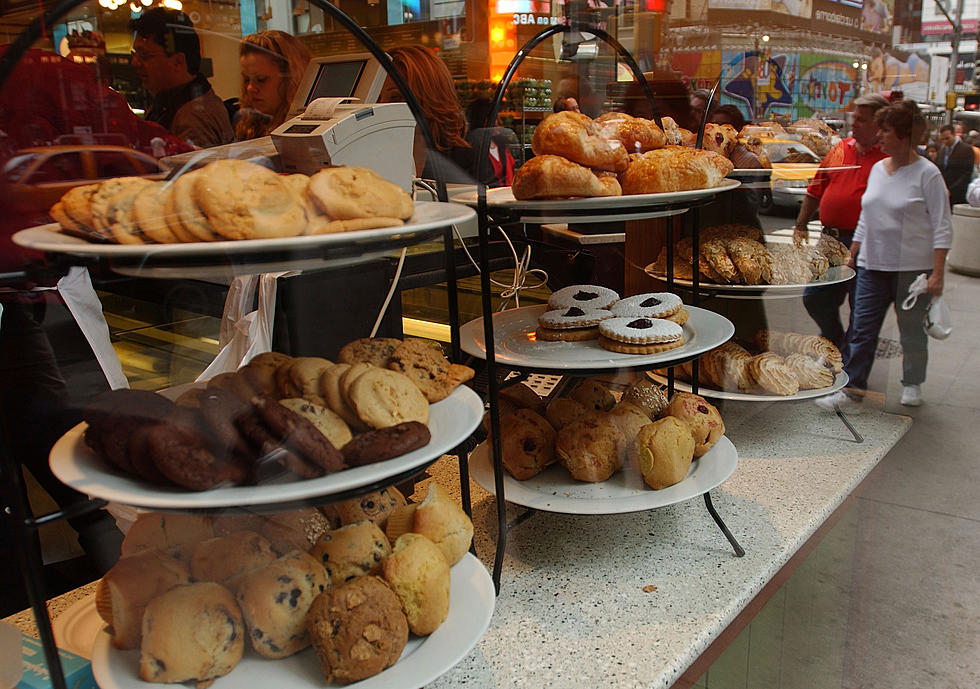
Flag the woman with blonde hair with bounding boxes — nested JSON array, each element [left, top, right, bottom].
[[380, 45, 474, 182], [236, 30, 310, 140]]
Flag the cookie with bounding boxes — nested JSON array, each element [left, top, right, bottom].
[[240, 352, 292, 398], [50, 201, 90, 239], [310, 521, 392, 586], [206, 371, 257, 401], [199, 388, 254, 459], [196, 160, 307, 240], [146, 419, 242, 490], [535, 325, 600, 341], [665, 307, 689, 326], [598, 336, 685, 354], [387, 339, 474, 403], [347, 367, 429, 429], [101, 178, 154, 244], [131, 181, 179, 243], [339, 362, 376, 410], [278, 398, 352, 449], [547, 284, 620, 311], [307, 166, 414, 222], [610, 293, 683, 319], [168, 171, 219, 241], [336, 337, 403, 367], [285, 356, 334, 405], [89, 177, 150, 242], [320, 217, 405, 233], [325, 487, 406, 529], [253, 396, 345, 473], [59, 183, 100, 234], [320, 364, 368, 431], [599, 317, 683, 344], [537, 307, 612, 329], [340, 421, 431, 467]]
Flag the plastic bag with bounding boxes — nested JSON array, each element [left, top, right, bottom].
[[901, 272, 953, 340]]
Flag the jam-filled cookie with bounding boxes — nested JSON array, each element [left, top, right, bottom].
[[598, 317, 685, 354], [609, 292, 682, 319], [547, 284, 620, 311]]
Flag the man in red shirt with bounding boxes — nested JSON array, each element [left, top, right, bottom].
[[793, 93, 889, 351]]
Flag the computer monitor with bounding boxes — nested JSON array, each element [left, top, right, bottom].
[[290, 52, 387, 117]]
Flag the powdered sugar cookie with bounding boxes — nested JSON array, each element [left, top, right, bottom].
[[547, 285, 619, 311], [599, 317, 683, 344], [610, 293, 682, 319], [537, 307, 612, 330]]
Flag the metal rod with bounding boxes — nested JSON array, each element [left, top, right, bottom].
[[834, 403, 865, 443], [703, 491, 745, 557], [506, 508, 537, 532]]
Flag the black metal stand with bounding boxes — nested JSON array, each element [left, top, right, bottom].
[[834, 403, 865, 443]]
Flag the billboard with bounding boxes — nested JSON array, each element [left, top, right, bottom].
[[921, 0, 979, 34]]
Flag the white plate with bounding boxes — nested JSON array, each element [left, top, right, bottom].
[[459, 304, 734, 371], [49, 386, 483, 510], [91, 552, 494, 689], [12, 202, 473, 275], [450, 179, 740, 223], [468, 436, 738, 514], [644, 265, 855, 299], [729, 168, 773, 177], [647, 370, 849, 402], [53, 593, 102, 659]]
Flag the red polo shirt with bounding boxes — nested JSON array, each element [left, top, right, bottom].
[[805, 137, 886, 232]]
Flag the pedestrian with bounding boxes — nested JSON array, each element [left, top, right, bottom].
[[794, 93, 889, 353], [937, 123, 973, 205], [816, 100, 952, 412]]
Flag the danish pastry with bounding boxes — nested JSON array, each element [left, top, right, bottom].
[[784, 353, 835, 389], [596, 112, 665, 154], [531, 110, 629, 172], [512, 154, 622, 200], [748, 352, 800, 396], [620, 146, 734, 194]]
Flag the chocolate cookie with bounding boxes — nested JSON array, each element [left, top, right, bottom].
[[83, 389, 176, 474], [146, 420, 238, 491], [337, 337, 403, 367], [127, 422, 170, 484], [253, 396, 345, 473], [340, 421, 431, 467], [200, 388, 254, 458], [233, 408, 319, 481]]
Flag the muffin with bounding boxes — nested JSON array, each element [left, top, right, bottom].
[[661, 392, 725, 457], [189, 530, 278, 593], [567, 378, 616, 412], [311, 520, 392, 586], [121, 512, 214, 561], [139, 582, 244, 684], [382, 533, 451, 635], [545, 397, 588, 431], [497, 382, 546, 414], [555, 414, 626, 482], [497, 408, 557, 480], [629, 417, 696, 490], [411, 482, 474, 565], [306, 576, 409, 684], [260, 508, 334, 555], [236, 550, 328, 659], [605, 402, 653, 446], [620, 378, 670, 419], [96, 548, 191, 650]]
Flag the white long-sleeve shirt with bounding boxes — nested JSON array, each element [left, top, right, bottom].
[[967, 175, 980, 206], [853, 156, 953, 271]]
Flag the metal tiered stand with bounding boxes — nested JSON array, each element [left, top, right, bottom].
[[459, 25, 746, 593]]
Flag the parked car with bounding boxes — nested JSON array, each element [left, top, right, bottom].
[[1, 145, 166, 214], [757, 138, 822, 213]]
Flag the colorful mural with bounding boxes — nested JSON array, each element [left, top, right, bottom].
[[720, 50, 796, 120], [798, 55, 860, 116]]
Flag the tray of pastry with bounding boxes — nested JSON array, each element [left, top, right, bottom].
[[449, 179, 740, 224], [49, 345, 484, 510], [459, 304, 734, 372], [647, 371, 848, 402], [643, 225, 854, 298]]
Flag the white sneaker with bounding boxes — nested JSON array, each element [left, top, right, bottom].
[[901, 385, 922, 406], [815, 390, 864, 414]]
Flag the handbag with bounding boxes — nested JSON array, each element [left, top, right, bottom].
[[901, 273, 953, 340]]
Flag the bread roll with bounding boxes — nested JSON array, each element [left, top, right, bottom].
[[382, 533, 450, 635], [96, 549, 191, 649], [139, 582, 244, 684]]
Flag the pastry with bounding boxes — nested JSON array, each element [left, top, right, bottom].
[[497, 382, 546, 415], [566, 378, 616, 412], [596, 111, 666, 153], [605, 401, 653, 445], [138, 582, 244, 684], [661, 116, 696, 147], [547, 284, 619, 311], [236, 550, 328, 659], [661, 392, 725, 457], [340, 421, 431, 467], [259, 507, 334, 554], [306, 576, 408, 684], [189, 530, 278, 593], [337, 337, 403, 367], [346, 367, 430, 429], [701, 237, 740, 283], [325, 486, 407, 530], [412, 482, 474, 565], [512, 154, 622, 199], [96, 548, 191, 650], [748, 352, 800, 396], [497, 408, 557, 480], [545, 397, 588, 431], [785, 353, 835, 389], [307, 165, 414, 221], [629, 417, 696, 490], [121, 512, 214, 561], [620, 378, 669, 418], [386, 338, 474, 403], [195, 159, 306, 240], [702, 123, 738, 158], [382, 533, 450, 635], [598, 317, 684, 354], [311, 520, 392, 586], [531, 111, 629, 172], [620, 146, 734, 194], [555, 414, 626, 482], [815, 234, 849, 266], [277, 398, 352, 450], [725, 237, 767, 285], [609, 293, 682, 319]]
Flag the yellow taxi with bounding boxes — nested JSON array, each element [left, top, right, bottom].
[[757, 138, 822, 213]]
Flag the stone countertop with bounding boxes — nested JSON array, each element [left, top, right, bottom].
[[423, 400, 909, 689], [6, 400, 909, 689]]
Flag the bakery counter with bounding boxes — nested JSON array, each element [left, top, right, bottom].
[[8, 403, 909, 689]]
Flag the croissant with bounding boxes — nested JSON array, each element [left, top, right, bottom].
[[596, 112, 665, 154], [531, 111, 629, 172], [620, 146, 734, 195], [511, 155, 622, 200]]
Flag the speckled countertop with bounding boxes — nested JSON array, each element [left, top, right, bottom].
[[6, 401, 909, 689]]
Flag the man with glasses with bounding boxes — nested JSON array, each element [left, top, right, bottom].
[[129, 7, 233, 148]]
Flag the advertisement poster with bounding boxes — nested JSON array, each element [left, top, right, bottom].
[[797, 55, 860, 116], [920, 0, 978, 35], [670, 50, 722, 93], [867, 47, 930, 100], [720, 50, 796, 121], [772, 0, 813, 19]]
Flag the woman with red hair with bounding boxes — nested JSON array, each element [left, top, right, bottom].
[[235, 30, 311, 140]]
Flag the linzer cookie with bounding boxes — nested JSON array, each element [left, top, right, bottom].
[[547, 285, 619, 311], [535, 306, 611, 342], [609, 293, 683, 319], [598, 317, 685, 354]]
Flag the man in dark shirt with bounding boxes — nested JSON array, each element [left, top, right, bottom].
[[938, 124, 974, 205], [129, 8, 234, 148]]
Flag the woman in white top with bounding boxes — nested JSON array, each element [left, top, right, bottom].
[[818, 100, 952, 411]]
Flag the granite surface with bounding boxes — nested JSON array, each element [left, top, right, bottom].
[[7, 400, 909, 689]]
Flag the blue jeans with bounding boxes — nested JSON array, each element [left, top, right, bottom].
[[803, 233, 855, 355], [844, 268, 931, 391]]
